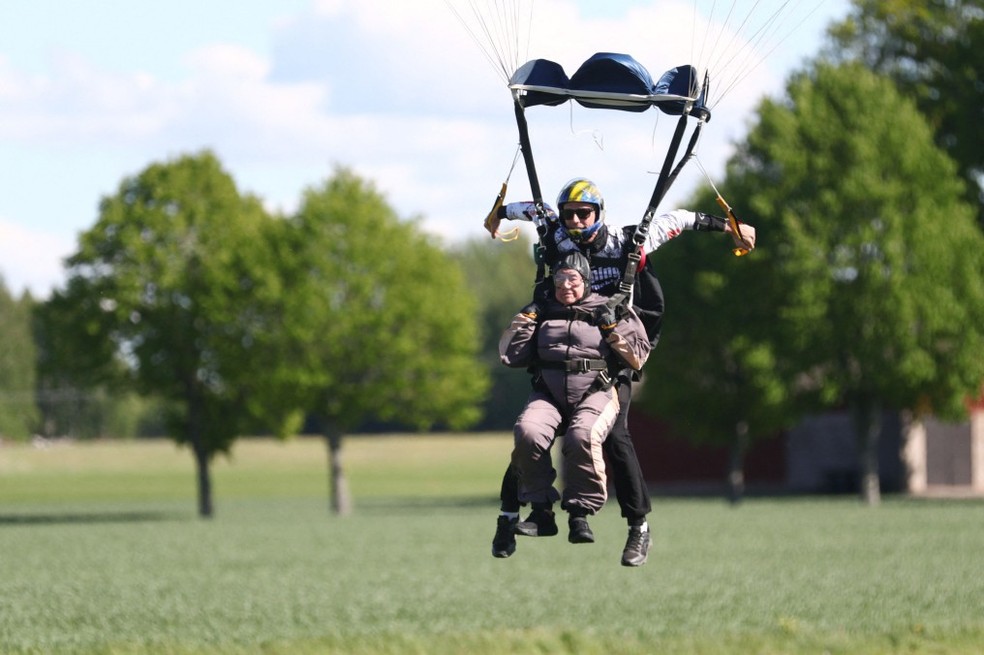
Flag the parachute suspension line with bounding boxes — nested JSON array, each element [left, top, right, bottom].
[[690, 0, 714, 85], [504, 143, 522, 183], [706, 1, 807, 106], [713, 1, 825, 106], [687, 0, 824, 110], [445, 0, 534, 83], [692, 0, 776, 108]]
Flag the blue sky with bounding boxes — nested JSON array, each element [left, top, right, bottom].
[[0, 0, 848, 298]]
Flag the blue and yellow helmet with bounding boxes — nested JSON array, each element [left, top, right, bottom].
[[556, 178, 605, 243], [557, 177, 604, 211]]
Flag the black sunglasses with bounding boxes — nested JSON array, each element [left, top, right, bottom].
[[561, 207, 595, 221]]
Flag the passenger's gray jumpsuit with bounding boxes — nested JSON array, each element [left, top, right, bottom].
[[499, 293, 650, 516]]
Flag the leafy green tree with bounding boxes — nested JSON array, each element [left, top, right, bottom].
[[44, 150, 285, 516], [0, 279, 38, 440], [453, 233, 539, 430], [35, 288, 166, 440], [278, 168, 489, 514], [827, 0, 984, 226], [724, 62, 984, 504], [644, 62, 984, 505], [639, 196, 794, 503]]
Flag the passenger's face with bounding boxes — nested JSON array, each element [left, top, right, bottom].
[[553, 270, 585, 305]]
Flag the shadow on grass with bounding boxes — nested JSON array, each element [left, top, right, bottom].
[[0, 510, 183, 526], [355, 495, 497, 513]]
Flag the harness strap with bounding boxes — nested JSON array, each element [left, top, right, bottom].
[[538, 358, 609, 373], [513, 97, 551, 283], [583, 370, 614, 397], [613, 71, 710, 307], [538, 307, 594, 323]]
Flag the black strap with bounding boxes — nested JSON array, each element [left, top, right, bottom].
[[538, 306, 594, 324], [513, 98, 551, 283], [512, 72, 708, 296], [538, 358, 609, 373], [613, 71, 710, 305]]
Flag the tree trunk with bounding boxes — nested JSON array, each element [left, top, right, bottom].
[[324, 426, 352, 515], [853, 399, 881, 506], [727, 421, 749, 505], [187, 392, 213, 518], [194, 440, 213, 518]]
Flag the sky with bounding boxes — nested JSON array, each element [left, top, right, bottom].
[[0, 0, 849, 299]]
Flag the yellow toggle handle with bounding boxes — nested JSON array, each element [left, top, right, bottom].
[[715, 195, 750, 257], [484, 182, 519, 242]]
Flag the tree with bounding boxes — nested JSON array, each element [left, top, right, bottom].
[[827, 0, 984, 226], [278, 168, 489, 514], [35, 286, 166, 440], [453, 233, 539, 430], [724, 62, 984, 504], [643, 62, 984, 505], [638, 196, 794, 503], [44, 150, 285, 516], [0, 279, 38, 440]]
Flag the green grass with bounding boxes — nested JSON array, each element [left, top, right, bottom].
[[1, 435, 983, 654]]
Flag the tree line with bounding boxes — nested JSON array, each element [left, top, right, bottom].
[[1, 0, 982, 512], [3, 157, 498, 517]]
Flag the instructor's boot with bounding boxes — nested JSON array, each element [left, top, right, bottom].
[[621, 525, 651, 567], [491, 515, 517, 558]]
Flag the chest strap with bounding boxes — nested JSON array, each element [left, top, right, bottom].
[[538, 307, 595, 324]]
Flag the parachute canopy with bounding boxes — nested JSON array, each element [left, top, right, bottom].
[[508, 52, 710, 120]]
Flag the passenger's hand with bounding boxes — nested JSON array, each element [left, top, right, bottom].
[[520, 302, 540, 320], [594, 306, 617, 338]]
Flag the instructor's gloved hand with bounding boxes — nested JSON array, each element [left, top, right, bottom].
[[594, 306, 617, 338], [520, 302, 541, 320]]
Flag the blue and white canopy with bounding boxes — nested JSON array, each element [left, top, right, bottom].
[[508, 52, 710, 120]]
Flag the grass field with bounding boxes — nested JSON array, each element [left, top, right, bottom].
[[1, 435, 983, 654]]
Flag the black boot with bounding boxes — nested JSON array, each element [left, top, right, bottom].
[[515, 503, 558, 537], [491, 515, 517, 558], [568, 514, 595, 544]]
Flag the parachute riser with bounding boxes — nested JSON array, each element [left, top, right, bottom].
[[608, 107, 705, 305], [513, 94, 553, 281]]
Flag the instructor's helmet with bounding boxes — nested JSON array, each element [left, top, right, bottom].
[[556, 178, 605, 244]]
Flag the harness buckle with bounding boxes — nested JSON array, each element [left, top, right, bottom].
[[566, 358, 601, 373]]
